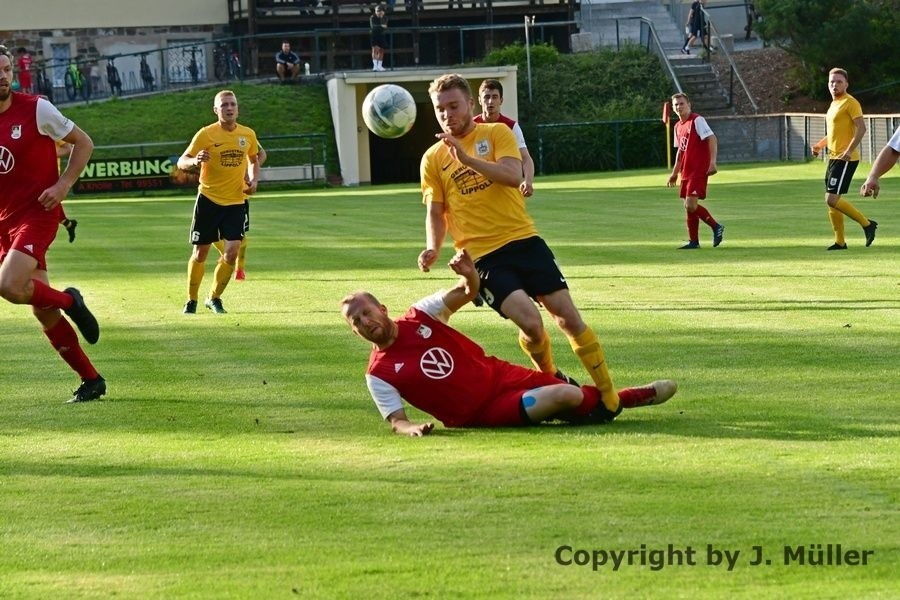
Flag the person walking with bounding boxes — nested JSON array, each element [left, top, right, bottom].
[[177, 90, 260, 314], [0, 45, 105, 402], [810, 68, 877, 250], [667, 92, 724, 249]]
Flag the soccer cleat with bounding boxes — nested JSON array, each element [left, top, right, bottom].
[[863, 220, 877, 247], [65, 219, 78, 243], [183, 299, 197, 314], [235, 269, 246, 281], [713, 223, 724, 247], [618, 380, 678, 409], [205, 297, 227, 314], [554, 369, 579, 387], [678, 241, 700, 250], [585, 400, 623, 424], [826, 243, 847, 251], [63, 288, 100, 344], [67, 376, 106, 403]]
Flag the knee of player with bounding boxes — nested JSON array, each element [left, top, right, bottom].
[[515, 316, 546, 341], [0, 280, 29, 304]]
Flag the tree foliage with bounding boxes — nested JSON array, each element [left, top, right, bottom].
[[482, 43, 672, 172], [755, 0, 900, 100]]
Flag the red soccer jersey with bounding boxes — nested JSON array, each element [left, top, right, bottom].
[[674, 113, 714, 178], [366, 306, 506, 427], [0, 93, 66, 225]]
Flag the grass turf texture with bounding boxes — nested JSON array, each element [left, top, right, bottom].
[[1, 162, 897, 598]]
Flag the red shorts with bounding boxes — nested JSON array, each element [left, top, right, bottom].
[[466, 360, 564, 427], [0, 210, 59, 271], [679, 175, 708, 200]]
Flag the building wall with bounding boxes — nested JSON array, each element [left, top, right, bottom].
[[2, 0, 228, 30], [2, 1, 230, 88]]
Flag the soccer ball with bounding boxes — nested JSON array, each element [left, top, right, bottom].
[[361, 84, 417, 139]]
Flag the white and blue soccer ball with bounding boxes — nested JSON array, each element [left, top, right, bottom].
[[361, 84, 417, 139]]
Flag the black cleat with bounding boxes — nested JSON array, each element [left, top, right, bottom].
[[713, 223, 724, 247], [678, 241, 700, 250], [863, 220, 877, 247], [554, 369, 579, 387], [63, 288, 99, 344], [205, 297, 227, 314], [67, 376, 106, 403], [827, 243, 848, 251], [183, 299, 197, 314], [65, 219, 78, 243], [585, 401, 623, 425]]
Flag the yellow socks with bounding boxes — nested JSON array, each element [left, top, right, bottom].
[[518, 329, 556, 375], [833, 198, 870, 227], [211, 259, 235, 298], [237, 237, 248, 271], [187, 257, 205, 301], [568, 326, 619, 412], [828, 207, 846, 245]]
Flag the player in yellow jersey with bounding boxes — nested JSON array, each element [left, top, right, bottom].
[[417, 74, 624, 420], [212, 143, 266, 280], [177, 90, 260, 314], [810, 68, 877, 250]]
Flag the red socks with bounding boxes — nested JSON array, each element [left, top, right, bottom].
[[30, 280, 73, 311], [44, 317, 98, 380]]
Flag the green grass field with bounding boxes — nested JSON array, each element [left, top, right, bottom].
[[1, 163, 898, 599]]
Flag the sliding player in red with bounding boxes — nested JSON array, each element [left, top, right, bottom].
[[342, 249, 676, 436]]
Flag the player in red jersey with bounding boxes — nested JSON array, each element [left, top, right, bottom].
[[474, 78, 535, 197], [16, 47, 33, 94], [667, 92, 724, 249], [0, 45, 105, 402], [342, 249, 676, 436]]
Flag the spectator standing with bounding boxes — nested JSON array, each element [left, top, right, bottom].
[[681, 0, 706, 55], [370, 5, 388, 72]]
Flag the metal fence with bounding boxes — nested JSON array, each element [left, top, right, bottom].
[[536, 114, 900, 175]]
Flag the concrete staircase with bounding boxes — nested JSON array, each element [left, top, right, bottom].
[[577, 0, 731, 114]]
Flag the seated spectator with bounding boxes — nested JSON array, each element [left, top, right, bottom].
[[275, 41, 301, 82]]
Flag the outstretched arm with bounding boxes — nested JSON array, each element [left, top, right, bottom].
[[441, 249, 480, 314], [387, 408, 434, 436], [860, 142, 900, 199]]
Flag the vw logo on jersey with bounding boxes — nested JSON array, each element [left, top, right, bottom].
[[0, 146, 14, 174], [420, 347, 453, 379]]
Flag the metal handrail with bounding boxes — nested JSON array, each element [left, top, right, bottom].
[[703, 9, 758, 113]]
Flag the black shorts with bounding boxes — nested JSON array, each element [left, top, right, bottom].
[[371, 34, 385, 48], [474, 236, 568, 318], [825, 159, 859, 195], [189, 193, 246, 245], [242, 200, 251, 234]]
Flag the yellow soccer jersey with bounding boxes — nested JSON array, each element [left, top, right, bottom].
[[186, 123, 259, 206], [826, 94, 863, 161], [420, 122, 536, 260]]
